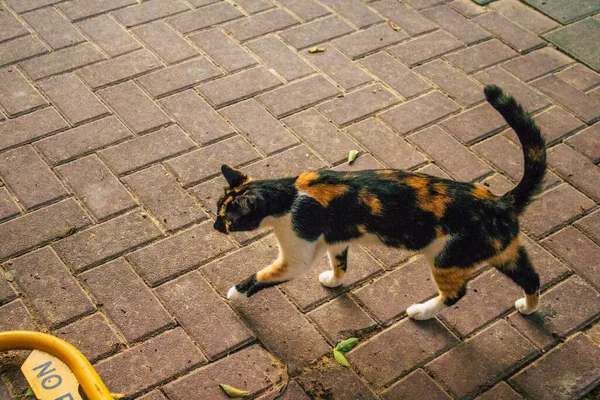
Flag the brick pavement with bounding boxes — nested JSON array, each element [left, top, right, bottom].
[[0, 0, 599, 398]]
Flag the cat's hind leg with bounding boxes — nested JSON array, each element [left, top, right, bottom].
[[319, 245, 349, 288], [489, 240, 540, 315]]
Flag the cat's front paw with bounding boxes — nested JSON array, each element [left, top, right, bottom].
[[319, 270, 343, 288], [227, 286, 247, 302], [407, 298, 443, 320], [515, 298, 536, 315]]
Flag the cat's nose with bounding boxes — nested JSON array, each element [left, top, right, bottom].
[[213, 219, 227, 234]]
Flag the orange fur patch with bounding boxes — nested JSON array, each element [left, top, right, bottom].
[[296, 172, 348, 207], [406, 177, 452, 218], [358, 189, 382, 215], [432, 266, 475, 298], [257, 259, 288, 282], [526, 291, 540, 310], [357, 224, 367, 234], [435, 226, 445, 238], [219, 195, 234, 216], [376, 169, 402, 182], [471, 184, 494, 200], [488, 236, 521, 270]]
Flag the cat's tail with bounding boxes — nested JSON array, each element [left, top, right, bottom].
[[484, 85, 546, 215]]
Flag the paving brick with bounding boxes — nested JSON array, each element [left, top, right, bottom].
[[548, 143, 600, 201], [370, 1, 438, 36], [54, 313, 123, 362], [81, 258, 173, 342], [346, 118, 426, 169], [405, 0, 448, 8], [137, 391, 168, 400], [58, 0, 137, 21], [333, 153, 385, 172], [349, 318, 458, 388], [236, 0, 274, 14], [417, 163, 453, 179], [475, 382, 523, 400], [95, 328, 205, 397], [509, 333, 600, 400], [448, 0, 487, 18], [321, 0, 382, 28], [77, 15, 141, 57], [155, 271, 254, 359], [54, 211, 162, 272], [112, 0, 188, 27], [0, 35, 47, 67], [389, 30, 464, 67], [506, 106, 585, 146], [281, 244, 382, 311], [224, 8, 299, 42], [422, 5, 490, 45], [333, 23, 408, 60], [133, 21, 197, 64], [221, 99, 298, 155], [416, 59, 484, 107], [359, 53, 429, 99], [166, 135, 261, 186], [137, 57, 222, 98], [354, 257, 437, 324], [0, 187, 19, 223], [98, 81, 171, 134], [234, 288, 330, 371], [246, 36, 313, 81], [0, 145, 66, 210], [556, 64, 600, 92], [279, 0, 329, 22], [0, 300, 37, 331], [532, 75, 600, 124], [509, 276, 600, 351], [543, 226, 600, 290], [22, 7, 86, 50], [283, 108, 357, 164], [588, 321, 600, 346], [243, 144, 327, 179], [545, 17, 600, 71], [307, 294, 377, 343], [474, 67, 551, 113], [0, 8, 28, 43], [20, 43, 105, 81], [77, 49, 162, 89], [427, 320, 537, 399], [522, 233, 571, 289], [526, 0, 600, 24], [260, 380, 308, 400], [198, 66, 281, 108], [167, 2, 243, 34], [0, 198, 91, 261], [7, 246, 94, 328], [188, 29, 256, 74], [318, 83, 399, 127], [0, 67, 46, 117], [4, 0, 61, 13], [56, 155, 136, 220], [441, 103, 507, 144], [257, 74, 340, 118], [445, 39, 518, 74], [297, 364, 378, 400], [575, 210, 600, 244], [35, 116, 132, 166], [0, 107, 68, 152], [304, 44, 371, 90], [37, 73, 109, 126], [490, 0, 559, 35], [380, 369, 452, 400], [521, 184, 595, 239], [379, 91, 460, 135], [164, 345, 281, 400], [159, 91, 233, 146], [279, 16, 354, 49], [186, 0, 219, 7], [502, 48, 574, 82], [126, 221, 233, 285], [474, 12, 545, 53], [364, 245, 413, 271], [122, 165, 206, 232]]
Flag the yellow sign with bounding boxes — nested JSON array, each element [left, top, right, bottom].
[[21, 350, 83, 400]]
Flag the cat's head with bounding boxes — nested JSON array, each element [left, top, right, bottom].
[[213, 165, 263, 234]]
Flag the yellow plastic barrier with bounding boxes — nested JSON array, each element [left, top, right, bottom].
[[0, 330, 113, 400]]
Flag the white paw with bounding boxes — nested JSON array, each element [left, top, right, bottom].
[[319, 270, 343, 288], [227, 286, 246, 301], [407, 298, 445, 320], [515, 298, 536, 315]]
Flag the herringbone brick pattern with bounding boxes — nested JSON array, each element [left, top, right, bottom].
[[1, 0, 599, 399]]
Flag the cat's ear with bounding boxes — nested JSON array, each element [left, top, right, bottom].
[[221, 164, 248, 188]]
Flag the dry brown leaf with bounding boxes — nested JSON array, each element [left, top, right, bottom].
[[388, 20, 401, 31], [308, 47, 326, 53]]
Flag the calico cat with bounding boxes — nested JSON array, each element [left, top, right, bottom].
[[214, 85, 546, 320]]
